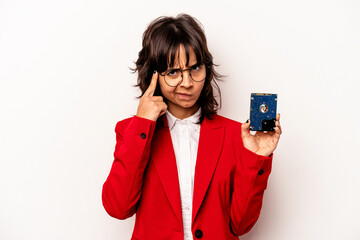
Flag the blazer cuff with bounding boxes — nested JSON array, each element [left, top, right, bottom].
[[240, 145, 273, 186]]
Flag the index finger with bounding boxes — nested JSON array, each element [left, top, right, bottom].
[[144, 71, 158, 97]]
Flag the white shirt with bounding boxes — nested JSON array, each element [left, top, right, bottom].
[[166, 107, 201, 240]]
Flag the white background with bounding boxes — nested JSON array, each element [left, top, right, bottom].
[[1, 0, 359, 239]]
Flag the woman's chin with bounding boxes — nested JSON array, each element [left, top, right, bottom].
[[178, 101, 196, 108]]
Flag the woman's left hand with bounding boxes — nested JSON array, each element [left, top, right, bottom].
[[241, 113, 282, 157]]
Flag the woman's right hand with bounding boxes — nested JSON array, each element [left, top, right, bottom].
[[136, 71, 168, 122]]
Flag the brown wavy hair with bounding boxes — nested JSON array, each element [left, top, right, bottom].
[[131, 13, 224, 125]]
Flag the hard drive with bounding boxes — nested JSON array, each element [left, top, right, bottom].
[[249, 93, 278, 131]]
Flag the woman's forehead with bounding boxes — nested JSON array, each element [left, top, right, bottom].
[[167, 45, 197, 68]]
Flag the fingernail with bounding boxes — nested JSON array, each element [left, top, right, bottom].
[[153, 70, 156, 74]]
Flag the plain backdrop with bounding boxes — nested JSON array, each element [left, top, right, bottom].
[[1, 0, 359, 239]]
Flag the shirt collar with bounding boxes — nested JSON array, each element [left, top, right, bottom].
[[166, 107, 201, 133]]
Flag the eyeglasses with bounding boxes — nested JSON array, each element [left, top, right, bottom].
[[159, 64, 206, 87]]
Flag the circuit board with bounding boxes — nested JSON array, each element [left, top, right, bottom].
[[249, 93, 278, 131]]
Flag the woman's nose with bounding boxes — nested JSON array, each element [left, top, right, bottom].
[[180, 70, 193, 87]]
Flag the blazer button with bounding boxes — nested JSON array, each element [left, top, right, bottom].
[[140, 133, 146, 139], [258, 169, 264, 175], [194, 229, 203, 238]]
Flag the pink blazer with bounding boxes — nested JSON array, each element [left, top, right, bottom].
[[102, 113, 273, 240]]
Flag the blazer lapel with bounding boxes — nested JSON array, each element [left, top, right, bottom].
[[150, 115, 182, 226], [191, 114, 224, 227], [150, 114, 224, 228]]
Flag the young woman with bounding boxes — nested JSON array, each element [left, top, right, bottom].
[[102, 14, 282, 240]]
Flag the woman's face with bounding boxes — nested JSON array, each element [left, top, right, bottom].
[[158, 45, 205, 119]]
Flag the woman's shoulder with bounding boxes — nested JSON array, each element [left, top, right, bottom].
[[114, 113, 244, 131]]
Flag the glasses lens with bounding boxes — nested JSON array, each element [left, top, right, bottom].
[[190, 64, 206, 81], [164, 64, 206, 86], [165, 69, 182, 87]]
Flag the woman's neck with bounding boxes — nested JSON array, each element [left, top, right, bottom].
[[167, 103, 199, 120]]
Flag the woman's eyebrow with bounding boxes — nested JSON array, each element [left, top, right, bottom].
[[189, 62, 199, 67], [168, 63, 198, 70]]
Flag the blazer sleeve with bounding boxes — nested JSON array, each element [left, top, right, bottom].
[[102, 115, 157, 220], [229, 124, 273, 236]]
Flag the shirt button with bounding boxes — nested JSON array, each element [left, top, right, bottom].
[[194, 229, 203, 238], [140, 133, 146, 139], [185, 206, 190, 211]]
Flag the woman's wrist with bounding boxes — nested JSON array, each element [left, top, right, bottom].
[[255, 150, 273, 157]]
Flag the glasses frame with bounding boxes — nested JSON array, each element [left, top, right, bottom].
[[158, 64, 207, 87]]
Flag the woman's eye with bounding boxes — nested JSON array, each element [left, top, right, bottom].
[[167, 70, 178, 76], [191, 65, 200, 71]]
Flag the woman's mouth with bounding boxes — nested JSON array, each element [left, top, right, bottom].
[[177, 93, 192, 99]]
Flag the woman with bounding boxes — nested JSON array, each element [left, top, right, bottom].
[[102, 13, 282, 240]]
